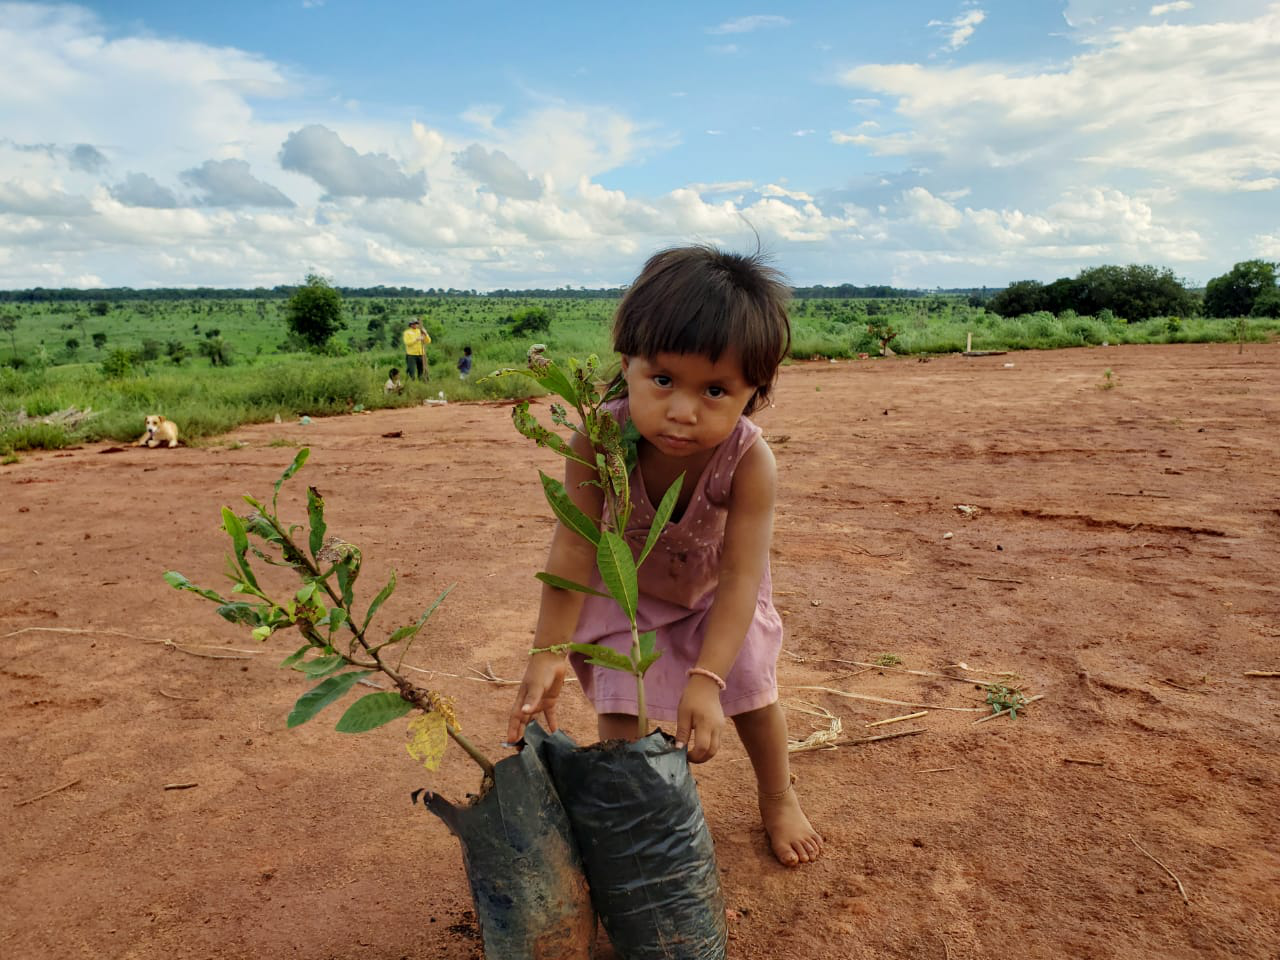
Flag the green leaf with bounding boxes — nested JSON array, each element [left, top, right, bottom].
[[534, 571, 612, 599], [306, 486, 327, 560], [335, 691, 413, 733], [280, 643, 311, 668], [619, 419, 642, 474], [273, 447, 310, 510], [635, 630, 662, 674], [386, 623, 419, 644], [163, 570, 227, 604], [638, 473, 683, 567], [287, 670, 372, 728], [296, 654, 346, 678], [539, 471, 600, 545], [252, 625, 272, 642], [565, 642, 635, 673], [336, 553, 361, 608], [324, 607, 348, 636], [221, 507, 259, 591], [535, 362, 582, 407], [596, 530, 638, 622], [511, 403, 584, 463], [390, 584, 455, 668], [362, 570, 396, 632]]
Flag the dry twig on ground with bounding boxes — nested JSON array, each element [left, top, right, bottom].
[[788, 685, 984, 712], [13, 778, 81, 807], [1128, 834, 1189, 904]]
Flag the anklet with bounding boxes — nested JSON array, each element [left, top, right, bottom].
[[686, 667, 727, 690], [758, 773, 798, 802]]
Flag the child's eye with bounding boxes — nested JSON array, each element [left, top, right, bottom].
[[653, 375, 672, 388], [706, 385, 726, 398]]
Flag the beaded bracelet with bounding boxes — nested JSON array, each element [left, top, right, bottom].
[[686, 666, 727, 690]]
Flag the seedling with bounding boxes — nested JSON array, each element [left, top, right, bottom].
[[983, 682, 1029, 717], [493, 346, 683, 737], [1099, 368, 1116, 390], [873, 653, 903, 667], [164, 449, 495, 784]]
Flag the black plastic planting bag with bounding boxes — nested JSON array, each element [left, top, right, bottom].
[[415, 721, 595, 960], [542, 727, 728, 960]]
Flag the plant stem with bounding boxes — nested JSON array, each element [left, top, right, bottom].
[[271, 517, 496, 779], [631, 623, 648, 736]]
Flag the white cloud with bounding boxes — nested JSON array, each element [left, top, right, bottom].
[[793, 129, 816, 137], [1255, 233, 1280, 258], [1150, 2, 1193, 15], [708, 15, 791, 34], [182, 159, 295, 208], [453, 144, 543, 200], [928, 9, 987, 51], [279, 125, 426, 199], [839, 7, 1280, 192], [110, 172, 178, 209]]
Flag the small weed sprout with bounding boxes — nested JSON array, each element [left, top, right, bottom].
[[1099, 368, 1116, 390], [873, 653, 903, 667], [983, 682, 1029, 717], [164, 449, 495, 784], [492, 346, 683, 737]]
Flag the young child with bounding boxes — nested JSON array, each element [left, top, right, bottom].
[[506, 245, 822, 867], [457, 345, 473, 380], [384, 367, 403, 394]]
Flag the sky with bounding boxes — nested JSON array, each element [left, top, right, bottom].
[[1, 0, 1278, 291]]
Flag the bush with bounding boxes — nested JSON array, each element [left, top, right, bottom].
[[510, 308, 551, 337], [101, 348, 140, 379]]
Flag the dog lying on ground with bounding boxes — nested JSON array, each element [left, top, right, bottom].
[[136, 414, 180, 448]]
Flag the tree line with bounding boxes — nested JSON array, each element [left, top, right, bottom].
[[986, 260, 1279, 321]]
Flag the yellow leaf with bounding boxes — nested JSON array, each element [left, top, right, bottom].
[[405, 711, 447, 771]]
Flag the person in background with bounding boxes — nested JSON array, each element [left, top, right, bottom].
[[457, 345, 473, 380], [403, 318, 431, 380], [384, 367, 403, 394]]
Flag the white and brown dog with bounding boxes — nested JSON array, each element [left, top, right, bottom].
[[136, 414, 180, 448]]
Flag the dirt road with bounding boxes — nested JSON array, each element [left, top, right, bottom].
[[3, 342, 1277, 959]]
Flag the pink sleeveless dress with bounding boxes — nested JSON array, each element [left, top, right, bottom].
[[568, 398, 784, 722]]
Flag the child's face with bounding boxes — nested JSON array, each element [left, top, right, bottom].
[[621, 351, 756, 459]]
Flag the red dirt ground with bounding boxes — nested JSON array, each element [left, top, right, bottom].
[[2, 342, 1278, 960]]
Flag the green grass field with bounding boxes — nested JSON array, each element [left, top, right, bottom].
[[1, 294, 1276, 457]]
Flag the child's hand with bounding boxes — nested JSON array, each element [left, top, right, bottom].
[[676, 675, 726, 763], [506, 651, 568, 745]]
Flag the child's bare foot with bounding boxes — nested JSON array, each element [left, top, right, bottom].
[[758, 785, 823, 866]]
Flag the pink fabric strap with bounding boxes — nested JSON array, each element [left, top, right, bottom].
[[686, 667, 727, 691]]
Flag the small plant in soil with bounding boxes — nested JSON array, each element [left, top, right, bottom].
[[493, 345, 683, 737], [867, 319, 899, 356], [1099, 368, 1116, 390], [873, 653, 903, 667], [983, 682, 1029, 717], [163, 448, 495, 783]]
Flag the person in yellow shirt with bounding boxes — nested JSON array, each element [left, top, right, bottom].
[[403, 317, 431, 380]]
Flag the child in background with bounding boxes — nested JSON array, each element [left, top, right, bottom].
[[384, 368, 403, 394], [506, 245, 822, 867], [457, 345, 473, 380]]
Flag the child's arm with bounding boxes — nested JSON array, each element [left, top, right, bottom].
[[506, 431, 604, 743], [677, 438, 776, 762]]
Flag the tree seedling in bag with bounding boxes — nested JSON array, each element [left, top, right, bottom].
[[164, 449, 594, 960], [495, 344, 683, 736], [495, 346, 728, 960]]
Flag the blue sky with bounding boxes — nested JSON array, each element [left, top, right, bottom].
[[1, 0, 1277, 290]]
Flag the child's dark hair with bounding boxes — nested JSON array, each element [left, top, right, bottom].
[[612, 245, 791, 414], [389, 367, 399, 377]]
